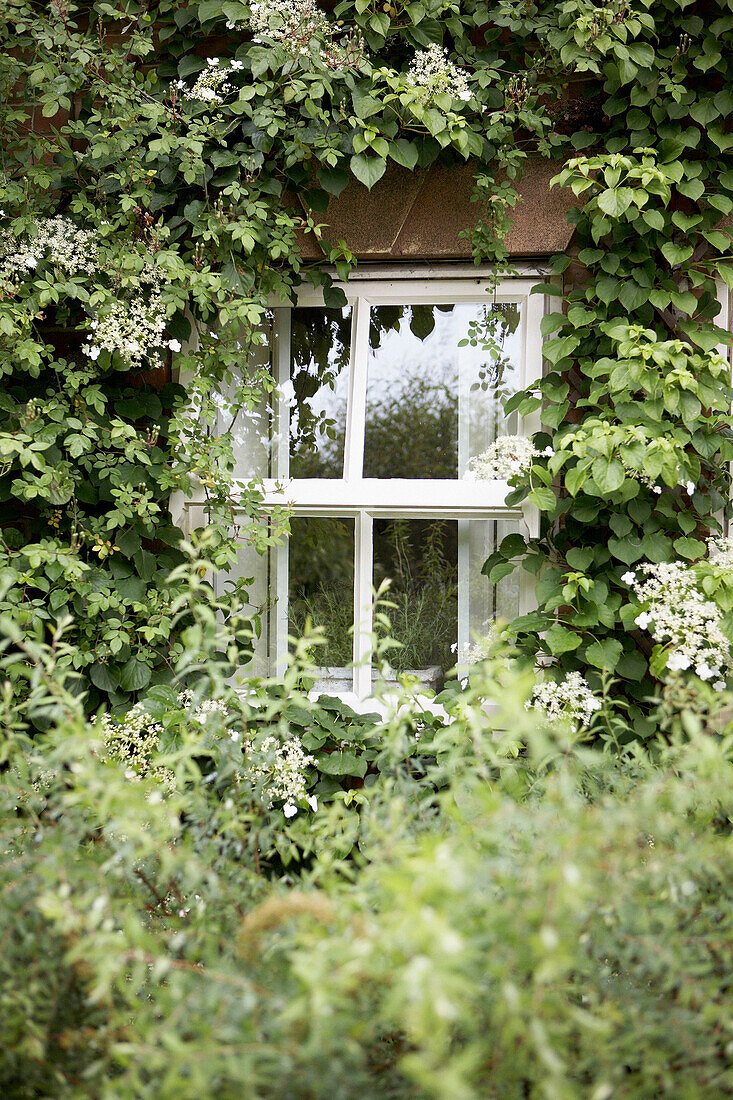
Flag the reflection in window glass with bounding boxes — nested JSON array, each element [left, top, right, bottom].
[[464, 519, 522, 645], [364, 303, 522, 479], [373, 518, 458, 683], [288, 516, 354, 668], [289, 307, 351, 478]]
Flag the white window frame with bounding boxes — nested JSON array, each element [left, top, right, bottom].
[[177, 265, 549, 704]]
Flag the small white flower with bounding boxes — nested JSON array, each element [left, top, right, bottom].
[[457, 88, 472, 101], [635, 611, 651, 630], [230, 730, 241, 742], [168, 338, 182, 352], [206, 56, 219, 66], [283, 803, 298, 818], [541, 446, 554, 457], [230, 59, 245, 70], [307, 794, 318, 811], [653, 485, 662, 494], [714, 680, 726, 692], [686, 480, 696, 495], [88, 345, 101, 360], [226, 20, 236, 29], [666, 651, 691, 672], [621, 571, 636, 585], [695, 661, 714, 681]]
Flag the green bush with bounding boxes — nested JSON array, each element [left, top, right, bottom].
[[3, 600, 733, 1098]]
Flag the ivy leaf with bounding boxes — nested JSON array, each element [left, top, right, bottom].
[[349, 154, 387, 190], [585, 638, 623, 672]]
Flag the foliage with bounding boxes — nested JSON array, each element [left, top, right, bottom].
[[1, 3, 733, 730], [4, 579, 733, 1097]]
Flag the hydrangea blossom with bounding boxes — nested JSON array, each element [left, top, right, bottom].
[[85, 264, 169, 369], [248, 0, 364, 69], [628, 559, 733, 686], [0, 216, 98, 289], [406, 44, 471, 103], [177, 689, 229, 723], [464, 436, 539, 481], [528, 671, 601, 729], [185, 59, 235, 105], [250, 735, 316, 814], [101, 706, 176, 792]]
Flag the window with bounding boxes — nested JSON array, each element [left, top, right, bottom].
[[182, 269, 546, 703]]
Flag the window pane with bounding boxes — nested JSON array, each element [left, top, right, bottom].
[[462, 518, 523, 644], [288, 516, 354, 672], [364, 303, 522, 479], [372, 518, 458, 686], [289, 306, 351, 478]]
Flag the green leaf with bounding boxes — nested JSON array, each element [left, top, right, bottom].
[[90, 664, 119, 692], [118, 658, 152, 693], [591, 458, 625, 494], [545, 625, 583, 655], [317, 751, 367, 777], [318, 167, 349, 196], [388, 139, 419, 169], [673, 536, 706, 560], [585, 638, 623, 672], [529, 487, 556, 512], [349, 154, 387, 190], [596, 187, 634, 217], [661, 241, 694, 267]]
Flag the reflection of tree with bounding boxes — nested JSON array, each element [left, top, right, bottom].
[[288, 516, 354, 666], [373, 517, 457, 675], [290, 307, 351, 467]]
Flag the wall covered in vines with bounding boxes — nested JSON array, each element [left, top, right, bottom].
[[2, 0, 733, 739]]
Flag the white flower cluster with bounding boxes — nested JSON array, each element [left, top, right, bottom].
[[707, 535, 733, 570], [86, 264, 178, 369], [528, 671, 601, 729], [0, 216, 99, 289], [251, 735, 317, 817], [102, 706, 177, 792], [464, 436, 548, 481], [177, 689, 229, 723], [406, 44, 472, 103], [248, 0, 364, 69], [250, 0, 329, 45], [623, 560, 732, 688], [184, 57, 244, 104]]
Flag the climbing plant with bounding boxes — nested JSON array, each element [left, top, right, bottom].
[[1, 0, 733, 739]]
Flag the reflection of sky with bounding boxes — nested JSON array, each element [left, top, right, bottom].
[[367, 304, 521, 396], [288, 303, 523, 468]]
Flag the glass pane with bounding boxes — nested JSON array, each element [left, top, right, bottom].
[[288, 516, 354, 671], [373, 518, 458, 686], [462, 518, 523, 647], [364, 302, 522, 479], [289, 306, 351, 478]]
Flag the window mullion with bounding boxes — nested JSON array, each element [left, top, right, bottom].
[[343, 297, 370, 481], [353, 510, 373, 698], [274, 308, 290, 479]]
